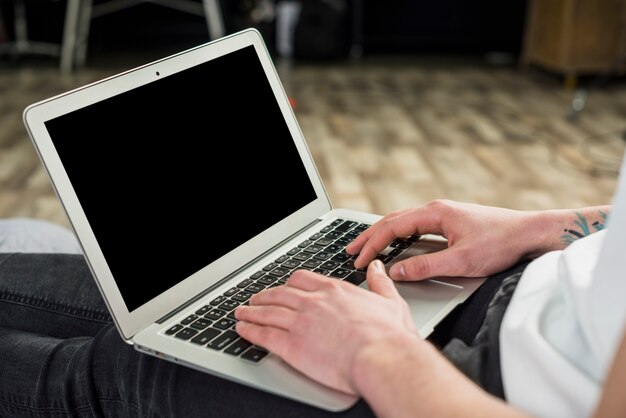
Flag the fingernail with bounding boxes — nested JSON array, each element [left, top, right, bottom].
[[373, 259, 385, 271], [390, 264, 405, 279]]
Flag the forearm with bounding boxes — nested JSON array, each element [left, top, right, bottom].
[[522, 205, 611, 258], [352, 334, 529, 418]]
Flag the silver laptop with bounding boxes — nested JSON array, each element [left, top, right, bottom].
[[23, 28, 486, 412]]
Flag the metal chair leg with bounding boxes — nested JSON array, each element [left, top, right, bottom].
[[203, 0, 225, 40], [60, 0, 83, 73]]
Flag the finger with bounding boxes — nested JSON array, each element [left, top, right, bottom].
[[250, 285, 309, 310], [365, 260, 401, 300], [235, 321, 291, 358], [388, 247, 467, 281], [354, 207, 444, 269], [235, 305, 296, 330], [285, 269, 327, 291], [346, 209, 411, 255]]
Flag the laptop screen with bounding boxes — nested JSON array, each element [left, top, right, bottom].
[[44, 45, 317, 312]]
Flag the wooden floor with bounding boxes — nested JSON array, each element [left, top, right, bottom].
[[1, 52, 626, 229]]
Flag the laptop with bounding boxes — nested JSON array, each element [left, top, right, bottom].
[[23, 28, 486, 412]]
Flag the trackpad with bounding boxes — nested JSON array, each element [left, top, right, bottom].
[[361, 278, 462, 332], [395, 280, 462, 329]]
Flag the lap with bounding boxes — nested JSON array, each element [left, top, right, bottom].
[[0, 223, 375, 417], [0, 323, 375, 417], [0, 253, 111, 339]]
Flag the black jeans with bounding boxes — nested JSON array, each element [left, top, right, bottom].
[[0, 252, 526, 417]]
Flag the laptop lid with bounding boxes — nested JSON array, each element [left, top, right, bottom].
[[23, 28, 333, 340]]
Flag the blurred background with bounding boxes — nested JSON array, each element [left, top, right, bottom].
[[1, 0, 626, 228]]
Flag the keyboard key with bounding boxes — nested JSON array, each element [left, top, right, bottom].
[[320, 260, 340, 270], [241, 347, 269, 362], [302, 259, 322, 269], [330, 268, 351, 279], [303, 244, 324, 254], [281, 259, 301, 269], [324, 231, 342, 239], [315, 237, 334, 246], [189, 318, 212, 330], [210, 296, 226, 306], [165, 324, 184, 335], [331, 253, 350, 262], [224, 338, 253, 356], [237, 278, 254, 288], [325, 244, 344, 253], [309, 232, 324, 240], [345, 271, 366, 286], [205, 309, 226, 321], [268, 267, 290, 277], [298, 240, 313, 248], [223, 287, 239, 297], [263, 262, 279, 271], [190, 328, 221, 345], [232, 291, 252, 303], [312, 251, 333, 261], [207, 330, 240, 350], [313, 268, 331, 275], [341, 259, 356, 270], [274, 255, 291, 263], [250, 271, 265, 280], [292, 252, 311, 261], [245, 283, 265, 293], [195, 305, 211, 315], [334, 237, 352, 246], [180, 314, 198, 325], [286, 247, 300, 256], [330, 219, 344, 226], [175, 327, 198, 340], [334, 220, 358, 232], [258, 275, 277, 285], [214, 318, 237, 330], [218, 300, 240, 311]]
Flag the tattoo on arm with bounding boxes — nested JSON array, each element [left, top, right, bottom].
[[561, 210, 609, 246]]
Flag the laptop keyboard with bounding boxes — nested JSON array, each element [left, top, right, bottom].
[[162, 218, 419, 363]]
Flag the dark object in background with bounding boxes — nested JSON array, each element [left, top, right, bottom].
[[292, 0, 350, 60]]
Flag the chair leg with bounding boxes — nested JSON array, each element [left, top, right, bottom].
[[202, 0, 225, 40], [75, 0, 93, 67], [60, 0, 83, 73]]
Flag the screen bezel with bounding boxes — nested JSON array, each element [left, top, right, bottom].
[[23, 28, 332, 340]]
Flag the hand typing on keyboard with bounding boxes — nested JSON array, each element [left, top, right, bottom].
[[234, 259, 419, 395], [347, 199, 539, 281]]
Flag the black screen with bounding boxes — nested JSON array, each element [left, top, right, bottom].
[[45, 45, 317, 312]]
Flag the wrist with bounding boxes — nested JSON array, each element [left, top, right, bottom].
[[349, 331, 428, 396], [517, 209, 566, 259]]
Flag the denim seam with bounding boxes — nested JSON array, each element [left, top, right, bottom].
[[0, 291, 110, 324], [0, 397, 94, 414], [0, 395, 142, 416]]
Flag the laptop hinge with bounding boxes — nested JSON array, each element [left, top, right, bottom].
[[156, 217, 325, 324]]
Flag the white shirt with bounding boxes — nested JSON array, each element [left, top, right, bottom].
[[500, 229, 626, 418]]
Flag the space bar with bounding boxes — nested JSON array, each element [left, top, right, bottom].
[[344, 271, 366, 286]]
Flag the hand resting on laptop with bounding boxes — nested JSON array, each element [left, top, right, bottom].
[[347, 198, 606, 281]]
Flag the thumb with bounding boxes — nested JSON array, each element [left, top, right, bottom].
[[366, 260, 401, 300], [388, 249, 459, 281]]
